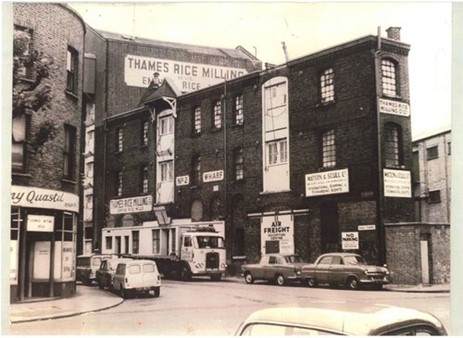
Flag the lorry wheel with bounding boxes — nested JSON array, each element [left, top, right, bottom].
[[210, 274, 222, 281], [181, 266, 192, 281], [307, 278, 317, 288], [275, 274, 286, 286], [244, 272, 254, 284], [154, 287, 160, 297], [347, 277, 359, 290]]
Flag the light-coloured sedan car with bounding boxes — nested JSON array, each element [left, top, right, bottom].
[[235, 304, 447, 335]]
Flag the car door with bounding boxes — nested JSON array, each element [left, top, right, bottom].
[[263, 255, 276, 280], [315, 255, 332, 283], [327, 255, 344, 285]]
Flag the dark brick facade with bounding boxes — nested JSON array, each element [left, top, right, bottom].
[[12, 3, 85, 301], [101, 34, 418, 279]]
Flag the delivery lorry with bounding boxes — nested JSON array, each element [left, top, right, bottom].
[[101, 219, 226, 281]]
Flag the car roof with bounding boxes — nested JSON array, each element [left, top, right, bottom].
[[239, 304, 446, 335], [118, 259, 156, 265]]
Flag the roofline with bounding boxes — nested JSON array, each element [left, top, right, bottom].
[[106, 106, 147, 123], [412, 127, 451, 143], [58, 4, 87, 34]]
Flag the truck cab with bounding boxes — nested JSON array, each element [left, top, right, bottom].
[[180, 227, 226, 280]]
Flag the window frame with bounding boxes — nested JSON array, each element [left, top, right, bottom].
[[116, 128, 123, 152], [116, 171, 123, 197], [141, 165, 149, 193], [160, 160, 174, 182], [320, 68, 335, 104], [426, 146, 439, 161], [234, 95, 244, 126], [381, 58, 399, 97], [141, 120, 149, 147], [428, 190, 441, 204], [193, 106, 202, 135], [266, 139, 288, 166], [384, 123, 404, 167], [12, 112, 31, 173], [66, 46, 78, 94], [234, 148, 244, 181], [14, 25, 33, 79], [321, 129, 336, 168], [159, 115, 174, 136], [191, 155, 201, 186], [212, 100, 222, 129]]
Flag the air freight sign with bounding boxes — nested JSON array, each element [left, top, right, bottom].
[[125, 54, 247, 92], [261, 215, 294, 255], [305, 168, 349, 197]]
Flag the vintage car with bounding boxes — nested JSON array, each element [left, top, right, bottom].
[[235, 304, 447, 335], [96, 257, 133, 290], [301, 252, 391, 290], [113, 259, 162, 299], [76, 254, 113, 285], [240, 254, 307, 286]]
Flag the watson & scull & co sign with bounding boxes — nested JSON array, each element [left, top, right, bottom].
[[383, 169, 412, 198], [305, 168, 349, 197]]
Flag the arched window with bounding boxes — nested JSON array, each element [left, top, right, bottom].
[[381, 59, 398, 97], [210, 196, 222, 220], [384, 123, 404, 167], [212, 100, 222, 129], [191, 199, 203, 222]]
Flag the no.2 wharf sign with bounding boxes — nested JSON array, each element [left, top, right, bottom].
[[124, 54, 247, 92]]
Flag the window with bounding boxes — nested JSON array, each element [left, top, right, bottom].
[[117, 128, 123, 152], [12, 113, 30, 172], [159, 115, 174, 135], [426, 146, 439, 160], [160, 161, 173, 182], [193, 107, 201, 134], [212, 100, 222, 129], [447, 142, 451, 156], [63, 124, 76, 180], [152, 230, 160, 254], [141, 166, 149, 193], [142, 121, 149, 146], [234, 148, 244, 180], [66, 46, 78, 94], [267, 139, 287, 165], [384, 123, 403, 167], [192, 155, 201, 185], [428, 190, 441, 204], [106, 237, 112, 250], [381, 59, 398, 97], [322, 129, 336, 168], [234, 95, 244, 125], [116, 171, 123, 196], [132, 231, 139, 254], [320, 68, 334, 103]]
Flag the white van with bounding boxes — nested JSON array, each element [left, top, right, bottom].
[[113, 260, 161, 299]]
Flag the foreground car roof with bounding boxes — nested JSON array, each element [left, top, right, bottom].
[[236, 304, 447, 335]]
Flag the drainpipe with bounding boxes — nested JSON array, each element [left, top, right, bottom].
[[374, 26, 386, 265], [222, 80, 228, 265]]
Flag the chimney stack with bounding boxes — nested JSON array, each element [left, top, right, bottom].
[[386, 27, 401, 41]]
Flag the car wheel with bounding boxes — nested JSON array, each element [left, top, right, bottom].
[[98, 281, 104, 289], [244, 272, 254, 284], [154, 287, 160, 297], [307, 278, 317, 288], [121, 288, 130, 299], [347, 277, 359, 290], [275, 274, 286, 286], [374, 284, 383, 290]]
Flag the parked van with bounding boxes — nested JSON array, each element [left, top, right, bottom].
[[113, 260, 161, 299], [77, 254, 113, 285]]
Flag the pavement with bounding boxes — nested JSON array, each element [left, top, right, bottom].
[[8, 279, 449, 324]]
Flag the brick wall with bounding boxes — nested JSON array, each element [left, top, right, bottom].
[[13, 3, 85, 194], [385, 223, 450, 285]]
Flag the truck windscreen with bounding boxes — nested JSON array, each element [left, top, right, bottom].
[[196, 236, 225, 249]]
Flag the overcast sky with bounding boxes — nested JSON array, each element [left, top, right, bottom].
[[68, 2, 452, 139]]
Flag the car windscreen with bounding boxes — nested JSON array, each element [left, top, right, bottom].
[[343, 255, 367, 265], [284, 255, 302, 263], [196, 236, 225, 249]]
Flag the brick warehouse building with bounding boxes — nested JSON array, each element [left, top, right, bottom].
[[83, 28, 261, 255], [99, 27, 419, 277], [11, 4, 85, 301]]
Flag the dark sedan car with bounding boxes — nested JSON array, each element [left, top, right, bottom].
[[96, 257, 132, 289], [301, 252, 391, 290]]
